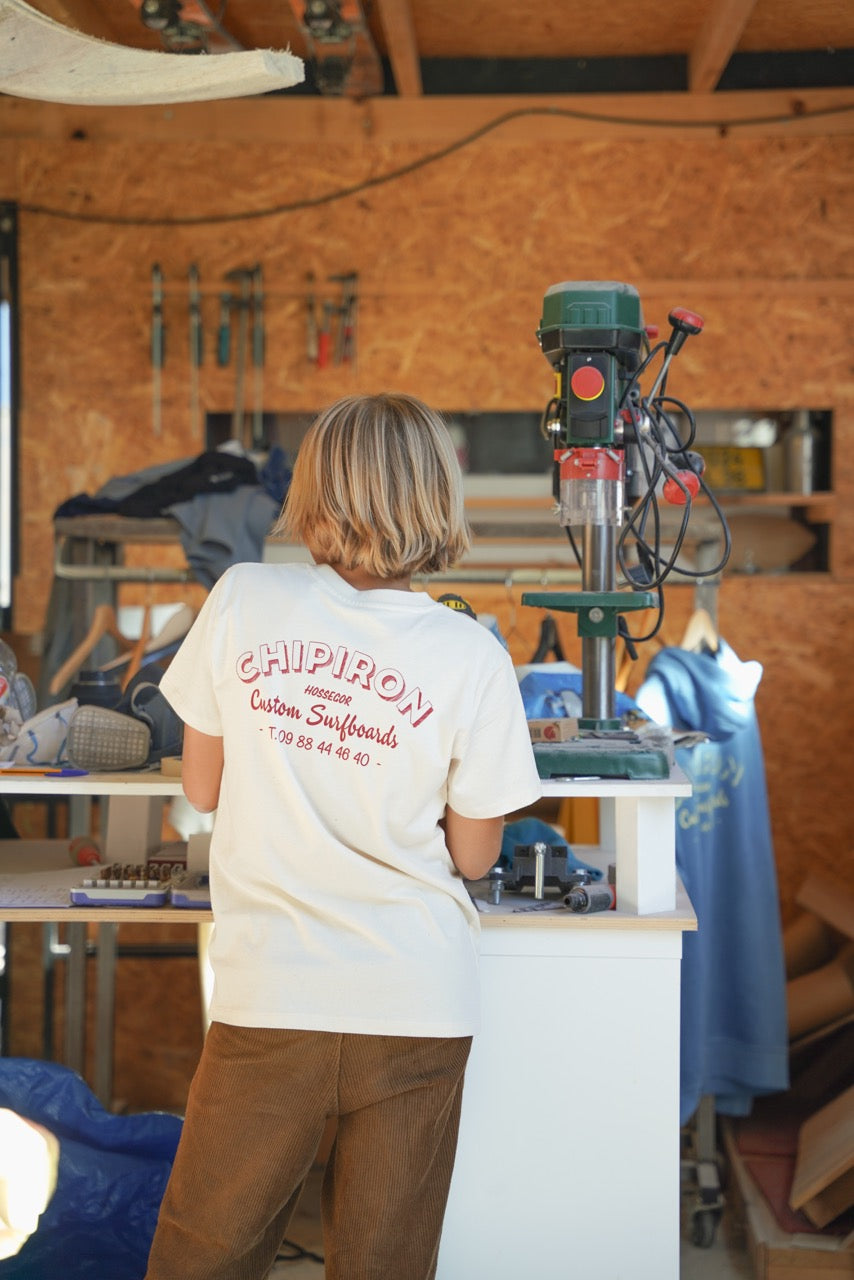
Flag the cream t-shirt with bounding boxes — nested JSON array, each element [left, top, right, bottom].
[[160, 562, 541, 1036]]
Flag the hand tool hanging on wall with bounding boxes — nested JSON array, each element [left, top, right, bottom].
[[331, 271, 358, 365], [250, 264, 265, 450], [225, 266, 252, 447], [305, 271, 318, 363], [216, 290, 232, 367], [150, 263, 164, 437], [317, 299, 335, 369], [188, 263, 203, 442]]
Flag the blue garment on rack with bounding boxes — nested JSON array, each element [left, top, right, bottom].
[[636, 643, 789, 1126]]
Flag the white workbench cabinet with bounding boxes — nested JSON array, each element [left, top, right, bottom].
[[437, 771, 695, 1280]]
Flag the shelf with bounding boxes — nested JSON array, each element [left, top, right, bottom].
[[705, 491, 835, 522], [0, 769, 183, 798], [54, 516, 183, 543]]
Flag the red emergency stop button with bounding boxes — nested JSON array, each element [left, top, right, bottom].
[[570, 364, 605, 401]]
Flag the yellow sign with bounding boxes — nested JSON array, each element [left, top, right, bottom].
[[699, 446, 766, 492]]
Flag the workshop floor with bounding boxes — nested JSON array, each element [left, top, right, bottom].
[[267, 1165, 756, 1279]]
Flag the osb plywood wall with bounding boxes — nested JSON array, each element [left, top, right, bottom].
[[3, 117, 854, 1109], [9, 129, 853, 625]]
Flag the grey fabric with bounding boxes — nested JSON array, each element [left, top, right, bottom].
[[167, 485, 279, 589]]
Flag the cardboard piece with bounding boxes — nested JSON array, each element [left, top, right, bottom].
[[796, 876, 854, 943], [787, 955, 854, 1040], [790, 1085, 854, 1229], [785, 911, 837, 979], [527, 717, 578, 743], [725, 1121, 854, 1280]]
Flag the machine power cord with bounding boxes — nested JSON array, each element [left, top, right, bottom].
[[16, 101, 854, 227], [276, 1238, 325, 1265]]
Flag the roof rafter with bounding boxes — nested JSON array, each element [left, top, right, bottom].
[[375, 0, 421, 96], [689, 0, 758, 93]]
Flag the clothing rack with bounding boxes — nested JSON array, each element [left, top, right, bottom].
[[693, 538, 723, 632], [53, 516, 193, 584], [41, 517, 196, 707]]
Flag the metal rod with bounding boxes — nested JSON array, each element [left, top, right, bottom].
[[581, 523, 616, 724], [63, 922, 87, 1075], [93, 923, 117, 1107]]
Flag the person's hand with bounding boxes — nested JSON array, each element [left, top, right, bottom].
[[0, 1109, 60, 1259]]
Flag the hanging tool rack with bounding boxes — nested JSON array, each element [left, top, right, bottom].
[[148, 263, 360, 448]]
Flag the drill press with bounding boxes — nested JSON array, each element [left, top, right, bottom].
[[522, 280, 729, 779]]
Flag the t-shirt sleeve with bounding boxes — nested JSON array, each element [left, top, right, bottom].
[[158, 580, 224, 738], [446, 649, 541, 819]]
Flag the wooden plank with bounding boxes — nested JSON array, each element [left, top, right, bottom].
[[1, 89, 853, 142], [376, 0, 422, 96], [724, 1122, 854, 1278], [790, 1085, 854, 1227], [689, 0, 758, 93]]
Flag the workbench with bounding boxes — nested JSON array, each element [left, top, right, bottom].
[[0, 768, 695, 1279], [0, 769, 193, 1104], [437, 771, 696, 1280]]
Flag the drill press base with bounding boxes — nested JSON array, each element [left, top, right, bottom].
[[533, 735, 670, 780]]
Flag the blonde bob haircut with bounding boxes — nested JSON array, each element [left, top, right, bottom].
[[276, 393, 471, 578]]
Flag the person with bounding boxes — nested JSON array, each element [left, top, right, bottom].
[[144, 393, 541, 1280]]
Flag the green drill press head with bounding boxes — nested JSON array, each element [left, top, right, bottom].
[[537, 281, 646, 446]]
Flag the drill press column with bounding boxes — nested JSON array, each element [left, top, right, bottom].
[[581, 521, 616, 725]]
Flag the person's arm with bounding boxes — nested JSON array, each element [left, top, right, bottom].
[[181, 724, 223, 813], [443, 806, 504, 880]]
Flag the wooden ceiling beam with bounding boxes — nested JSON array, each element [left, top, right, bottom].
[[1, 90, 852, 144], [375, 0, 421, 97], [689, 0, 758, 94]]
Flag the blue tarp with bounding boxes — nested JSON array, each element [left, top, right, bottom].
[[0, 1059, 181, 1280]]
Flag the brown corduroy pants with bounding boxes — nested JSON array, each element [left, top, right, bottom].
[[144, 1023, 472, 1280]]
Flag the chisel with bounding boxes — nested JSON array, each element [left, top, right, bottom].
[[151, 263, 164, 437], [216, 291, 231, 367], [331, 271, 357, 365], [305, 271, 318, 363], [317, 299, 335, 369], [226, 267, 253, 447], [251, 263, 265, 450], [188, 263, 203, 442]]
